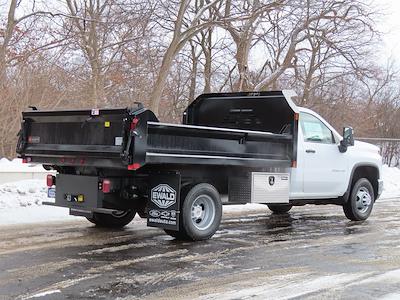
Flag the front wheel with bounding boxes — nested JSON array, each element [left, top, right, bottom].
[[86, 210, 136, 228], [267, 204, 292, 214], [343, 178, 374, 221], [164, 183, 222, 241]]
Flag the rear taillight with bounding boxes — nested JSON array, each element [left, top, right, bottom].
[[47, 174, 55, 187], [22, 157, 31, 163], [128, 163, 141, 170], [130, 117, 139, 130], [102, 179, 111, 193]]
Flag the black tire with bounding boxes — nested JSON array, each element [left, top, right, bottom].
[[267, 204, 292, 214], [163, 229, 190, 240], [164, 183, 222, 241], [343, 178, 374, 221], [86, 210, 136, 228]]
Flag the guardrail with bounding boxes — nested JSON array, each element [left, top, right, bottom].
[[0, 164, 55, 185]]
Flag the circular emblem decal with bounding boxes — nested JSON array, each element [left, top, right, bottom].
[[268, 176, 275, 186]]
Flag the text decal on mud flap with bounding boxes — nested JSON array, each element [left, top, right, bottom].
[[147, 174, 181, 231], [151, 184, 176, 209]]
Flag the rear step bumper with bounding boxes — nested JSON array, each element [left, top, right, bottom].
[[42, 202, 126, 217]]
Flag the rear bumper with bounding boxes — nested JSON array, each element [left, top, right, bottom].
[[377, 179, 384, 199]]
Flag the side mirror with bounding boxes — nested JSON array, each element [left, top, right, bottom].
[[339, 126, 354, 153]]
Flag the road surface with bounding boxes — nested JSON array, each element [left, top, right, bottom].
[[1, 199, 400, 300]]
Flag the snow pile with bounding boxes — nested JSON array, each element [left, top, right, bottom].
[[0, 177, 74, 225], [0, 179, 47, 209], [0, 158, 46, 172], [381, 165, 400, 199]]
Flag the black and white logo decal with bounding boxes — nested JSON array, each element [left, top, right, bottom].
[[149, 209, 177, 219], [151, 184, 176, 209], [149, 209, 161, 218], [268, 176, 275, 186]]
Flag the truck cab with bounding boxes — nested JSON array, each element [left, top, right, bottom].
[[288, 107, 383, 220]]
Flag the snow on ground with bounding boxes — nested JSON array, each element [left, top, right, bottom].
[[0, 179, 47, 209], [0, 179, 77, 226], [0, 158, 76, 225], [0, 157, 47, 172], [0, 158, 399, 226], [381, 164, 400, 199], [0, 206, 75, 226]]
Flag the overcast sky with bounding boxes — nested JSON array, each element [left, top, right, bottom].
[[379, 0, 400, 63]]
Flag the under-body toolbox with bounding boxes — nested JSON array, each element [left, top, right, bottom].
[[54, 174, 102, 209]]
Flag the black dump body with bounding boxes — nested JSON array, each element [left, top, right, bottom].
[[16, 91, 298, 170]]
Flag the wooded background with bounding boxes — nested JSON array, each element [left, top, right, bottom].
[[1, 0, 399, 164]]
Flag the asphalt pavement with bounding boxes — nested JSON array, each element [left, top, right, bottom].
[[1, 199, 400, 300]]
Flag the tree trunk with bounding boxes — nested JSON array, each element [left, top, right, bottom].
[[188, 43, 198, 102], [149, 40, 179, 116], [0, 48, 6, 88], [89, 59, 105, 108], [0, 0, 17, 88], [254, 47, 295, 91], [202, 30, 212, 93], [235, 38, 251, 91]]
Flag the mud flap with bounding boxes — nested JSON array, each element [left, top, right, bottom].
[[147, 173, 181, 231]]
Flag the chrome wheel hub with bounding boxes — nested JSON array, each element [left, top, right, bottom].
[[356, 187, 372, 214], [192, 205, 203, 219], [190, 195, 216, 230]]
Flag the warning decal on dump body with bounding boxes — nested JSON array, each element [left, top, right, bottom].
[[147, 173, 181, 231]]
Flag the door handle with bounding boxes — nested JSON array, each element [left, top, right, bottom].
[[305, 149, 316, 153]]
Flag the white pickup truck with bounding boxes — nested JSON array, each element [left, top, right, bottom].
[[280, 106, 383, 222], [17, 90, 383, 240]]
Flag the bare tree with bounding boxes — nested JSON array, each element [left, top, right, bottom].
[[212, 0, 285, 91], [254, 0, 377, 91], [149, 0, 223, 115], [198, 28, 213, 93], [0, 0, 397, 162], [62, 0, 152, 107], [0, 0, 50, 85], [0, 0, 64, 156]]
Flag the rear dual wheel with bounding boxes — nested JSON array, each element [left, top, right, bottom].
[[267, 204, 292, 214], [164, 183, 222, 241], [86, 210, 136, 228]]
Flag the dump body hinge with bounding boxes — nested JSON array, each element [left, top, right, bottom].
[[16, 119, 29, 155]]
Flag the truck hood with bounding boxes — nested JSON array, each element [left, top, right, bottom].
[[354, 140, 380, 154]]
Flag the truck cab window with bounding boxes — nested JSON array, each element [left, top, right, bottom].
[[300, 113, 334, 144]]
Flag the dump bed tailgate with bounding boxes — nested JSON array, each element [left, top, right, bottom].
[[17, 108, 133, 168]]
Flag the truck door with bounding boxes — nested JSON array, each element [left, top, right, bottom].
[[299, 112, 348, 197]]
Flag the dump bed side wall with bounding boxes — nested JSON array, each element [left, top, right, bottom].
[[146, 122, 292, 167]]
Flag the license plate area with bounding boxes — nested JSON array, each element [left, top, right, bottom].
[[47, 187, 56, 198]]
